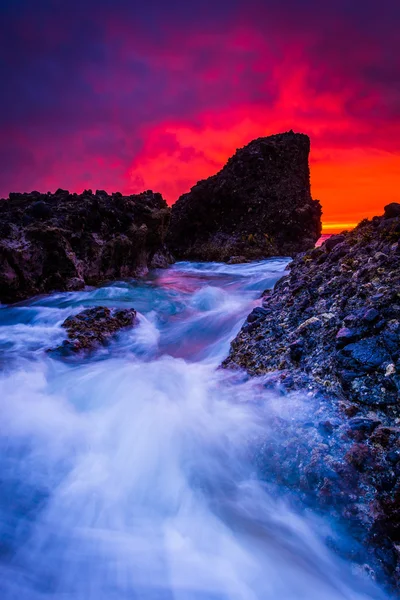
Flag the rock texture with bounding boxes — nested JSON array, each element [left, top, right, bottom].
[[223, 204, 400, 404], [52, 306, 136, 354], [224, 204, 400, 587], [252, 389, 400, 588], [0, 189, 172, 303], [167, 131, 322, 261]]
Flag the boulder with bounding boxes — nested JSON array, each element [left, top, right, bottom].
[[384, 203, 400, 219], [167, 131, 322, 261], [0, 189, 172, 303], [51, 306, 137, 354]]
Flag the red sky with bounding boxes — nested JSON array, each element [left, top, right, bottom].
[[0, 0, 399, 233]]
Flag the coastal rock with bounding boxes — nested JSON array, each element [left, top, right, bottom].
[[0, 189, 172, 303], [223, 204, 400, 585], [167, 131, 322, 261], [384, 203, 400, 219], [52, 306, 137, 354], [223, 205, 400, 405]]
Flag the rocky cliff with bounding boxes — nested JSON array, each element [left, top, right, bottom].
[[223, 203, 400, 586], [0, 189, 172, 303], [167, 131, 322, 261]]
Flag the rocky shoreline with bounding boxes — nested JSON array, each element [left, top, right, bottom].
[[1, 134, 400, 589], [0, 131, 321, 304], [224, 203, 400, 405], [224, 203, 400, 588], [0, 189, 172, 303]]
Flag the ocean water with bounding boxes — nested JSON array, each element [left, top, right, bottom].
[[0, 260, 389, 599]]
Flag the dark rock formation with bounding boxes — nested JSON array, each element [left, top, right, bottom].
[[223, 204, 400, 404], [223, 204, 400, 586], [167, 131, 322, 261], [52, 306, 137, 354], [0, 189, 172, 303]]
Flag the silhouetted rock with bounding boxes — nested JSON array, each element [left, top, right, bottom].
[[51, 306, 137, 354], [167, 131, 322, 261], [0, 189, 172, 303], [384, 203, 400, 219]]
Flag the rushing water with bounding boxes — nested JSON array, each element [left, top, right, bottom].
[[0, 260, 389, 599]]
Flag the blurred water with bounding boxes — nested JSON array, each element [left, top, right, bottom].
[[0, 259, 389, 599]]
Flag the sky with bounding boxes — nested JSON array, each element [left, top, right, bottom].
[[0, 0, 399, 232]]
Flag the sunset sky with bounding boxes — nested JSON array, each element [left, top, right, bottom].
[[0, 0, 399, 232]]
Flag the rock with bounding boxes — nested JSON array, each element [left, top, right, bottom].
[[384, 203, 400, 219], [150, 247, 174, 269], [227, 255, 247, 264], [30, 200, 52, 219], [362, 308, 380, 324], [0, 190, 173, 303], [340, 338, 390, 371], [167, 131, 321, 261], [339, 370, 360, 389], [387, 450, 400, 464], [324, 234, 346, 251], [223, 207, 400, 405], [371, 426, 400, 448], [297, 316, 322, 333], [51, 306, 137, 354], [223, 206, 400, 587], [318, 419, 340, 434], [247, 307, 269, 323], [335, 327, 361, 348], [345, 443, 370, 471], [348, 417, 381, 434], [289, 339, 304, 362]]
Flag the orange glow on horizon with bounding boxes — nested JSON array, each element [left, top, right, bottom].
[[322, 223, 357, 233], [4, 23, 398, 229], [312, 148, 400, 230], [127, 118, 400, 229]]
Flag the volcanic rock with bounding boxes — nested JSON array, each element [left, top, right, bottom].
[[223, 204, 400, 586], [52, 306, 137, 354], [223, 205, 400, 406], [0, 189, 172, 303], [167, 131, 322, 261], [384, 203, 400, 219]]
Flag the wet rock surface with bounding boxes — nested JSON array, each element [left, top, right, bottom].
[[0, 189, 172, 303], [224, 205, 400, 405], [224, 204, 400, 588], [253, 387, 400, 589], [53, 306, 137, 354], [167, 131, 322, 261]]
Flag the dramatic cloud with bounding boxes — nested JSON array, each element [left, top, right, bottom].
[[0, 0, 399, 228]]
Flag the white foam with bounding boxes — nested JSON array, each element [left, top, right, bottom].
[[0, 259, 388, 599]]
